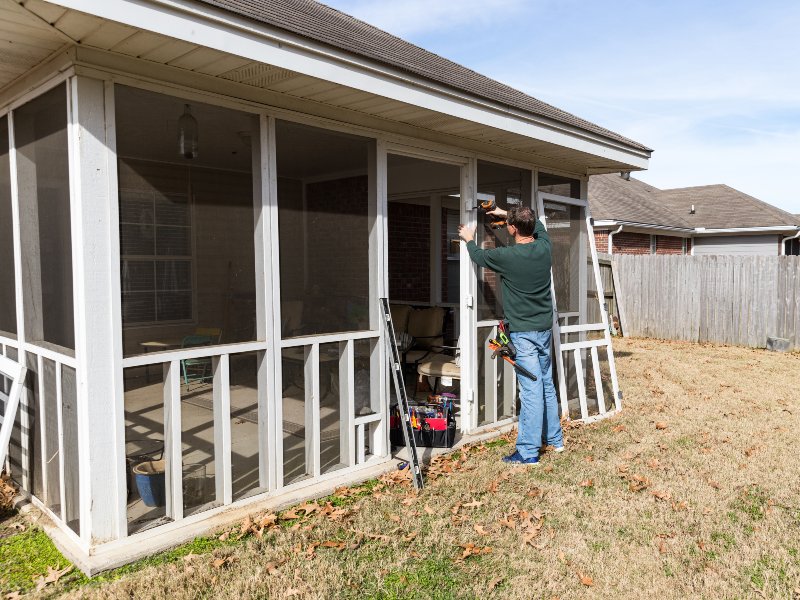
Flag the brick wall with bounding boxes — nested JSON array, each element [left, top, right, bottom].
[[598, 229, 688, 255], [611, 231, 651, 255], [388, 201, 430, 302], [594, 229, 609, 253], [655, 235, 684, 255]]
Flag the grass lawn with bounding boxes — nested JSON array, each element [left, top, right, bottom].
[[2, 337, 799, 599]]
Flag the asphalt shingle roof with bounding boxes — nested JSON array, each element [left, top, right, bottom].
[[588, 175, 800, 230], [194, 0, 651, 152], [588, 174, 688, 228], [658, 185, 800, 229]]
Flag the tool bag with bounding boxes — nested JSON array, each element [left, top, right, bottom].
[[390, 394, 457, 448]]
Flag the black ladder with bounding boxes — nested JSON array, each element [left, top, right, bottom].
[[380, 297, 424, 490]]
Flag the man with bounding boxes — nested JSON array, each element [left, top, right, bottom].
[[458, 205, 563, 465]]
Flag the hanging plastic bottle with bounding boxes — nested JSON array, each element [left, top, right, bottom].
[[178, 104, 198, 159]]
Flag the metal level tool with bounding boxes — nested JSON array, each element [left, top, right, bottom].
[[380, 297, 424, 490]]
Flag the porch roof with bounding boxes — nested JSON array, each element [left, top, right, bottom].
[[1, 0, 652, 175]]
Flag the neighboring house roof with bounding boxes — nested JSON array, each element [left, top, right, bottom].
[[588, 174, 688, 228], [195, 0, 651, 153], [589, 174, 800, 231], [658, 185, 800, 229]]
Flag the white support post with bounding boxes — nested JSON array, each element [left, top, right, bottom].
[[459, 157, 477, 432], [103, 79, 127, 538], [7, 111, 29, 490], [264, 115, 281, 491], [212, 355, 232, 506], [69, 75, 126, 542], [163, 360, 183, 522], [371, 139, 389, 458], [252, 112, 269, 491], [305, 344, 320, 478], [339, 340, 355, 467]]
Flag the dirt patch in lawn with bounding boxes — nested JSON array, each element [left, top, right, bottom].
[[7, 337, 800, 599]]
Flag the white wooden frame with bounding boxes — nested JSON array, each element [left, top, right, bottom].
[[0, 354, 25, 468], [536, 192, 621, 422]]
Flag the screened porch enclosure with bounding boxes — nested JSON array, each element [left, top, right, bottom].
[[0, 61, 630, 572]]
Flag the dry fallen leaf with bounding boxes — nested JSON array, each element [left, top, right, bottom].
[[543, 465, 554, 473], [474, 524, 490, 535], [708, 480, 721, 490], [658, 540, 667, 554], [655, 422, 668, 430], [578, 572, 594, 587], [424, 504, 435, 515], [457, 543, 493, 561], [487, 576, 504, 591], [646, 458, 660, 469], [212, 556, 237, 569], [463, 499, 483, 509], [579, 479, 594, 488], [527, 487, 544, 499], [612, 424, 626, 432], [651, 490, 671, 501]]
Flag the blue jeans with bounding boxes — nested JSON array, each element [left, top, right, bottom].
[[509, 330, 562, 459]]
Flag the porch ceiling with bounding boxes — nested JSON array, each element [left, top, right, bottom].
[[2, 0, 649, 175]]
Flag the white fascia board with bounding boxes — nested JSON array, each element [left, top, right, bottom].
[[47, 0, 650, 170], [693, 226, 800, 235], [592, 219, 693, 234]]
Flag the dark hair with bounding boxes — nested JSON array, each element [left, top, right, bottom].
[[507, 206, 536, 237]]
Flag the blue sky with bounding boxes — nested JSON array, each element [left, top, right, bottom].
[[322, 0, 800, 214]]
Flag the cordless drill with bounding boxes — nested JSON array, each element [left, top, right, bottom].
[[479, 198, 507, 229]]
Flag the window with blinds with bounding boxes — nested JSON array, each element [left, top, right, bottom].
[[120, 189, 192, 324]]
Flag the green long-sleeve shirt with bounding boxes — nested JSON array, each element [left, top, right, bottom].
[[466, 219, 553, 332]]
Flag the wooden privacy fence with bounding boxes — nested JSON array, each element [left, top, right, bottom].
[[613, 255, 800, 350]]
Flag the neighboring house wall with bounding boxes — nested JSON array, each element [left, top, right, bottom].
[[595, 228, 690, 255], [692, 235, 780, 256], [612, 231, 651, 255], [655, 235, 683, 255]]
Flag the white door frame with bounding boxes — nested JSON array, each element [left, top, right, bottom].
[[536, 192, 621, 422], [383, 143, 476, 433]]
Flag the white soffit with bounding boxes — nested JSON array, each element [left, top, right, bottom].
[[9, 0, 650, 172], [0, 0, 66, 90]]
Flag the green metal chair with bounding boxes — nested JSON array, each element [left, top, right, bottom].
[[180, 334, 214, 390]]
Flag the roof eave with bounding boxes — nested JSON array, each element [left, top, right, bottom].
[[46, 0, 650, 170], [593, 219, 693, 234]]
